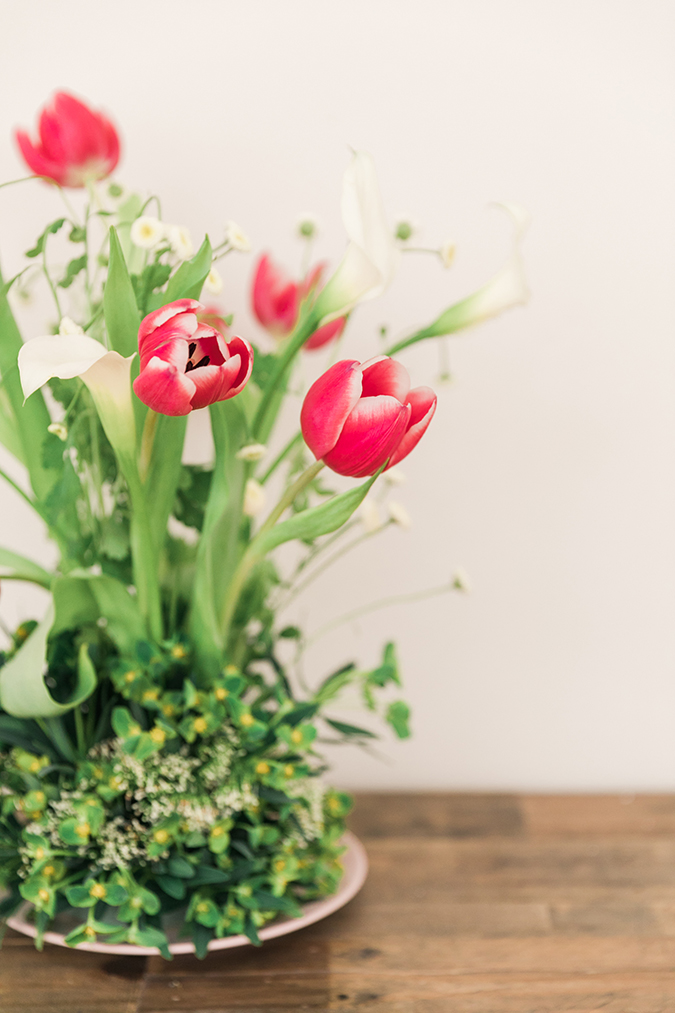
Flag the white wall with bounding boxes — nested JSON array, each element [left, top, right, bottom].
[[0, 0, 674, 790]]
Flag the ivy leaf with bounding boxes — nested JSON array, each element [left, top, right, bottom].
[[386, 700, 411, 739], [25, 219, 65, 259], [68, 226, 87, 243]]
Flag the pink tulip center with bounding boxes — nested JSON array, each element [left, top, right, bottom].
[[183, 335, 226, 374]]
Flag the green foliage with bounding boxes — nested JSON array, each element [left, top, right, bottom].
[[25, 219, 65, 259], [57, 255, 87, 289]]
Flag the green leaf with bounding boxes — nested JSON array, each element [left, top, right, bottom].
[[0, 606, 97, 718], [256, 471, 380, 556], [69, 226, 87, 243], [386, 700, 411, 739], [325, 717, 378, 739], [104, 228, 141, 358], [50, 572, 146, 654], [0, 547, 52, 588], [25, 219, 65, 259], [156, 875, 186, 900], [57, 255, 87, 289], [164, 236, 212, 302]]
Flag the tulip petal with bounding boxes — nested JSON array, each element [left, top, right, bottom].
[[304, 316, 346, 351], [252, 254, 299, 335], [301, 359, 363, 460], [324, 395, 411, 478], [223, 336, 254, 395], [188, 357, 241, 410], [387, 386, 437, 468], [18, 334, 109, 400], [360, 356, 410, 402], [133, 356, 196, 416]]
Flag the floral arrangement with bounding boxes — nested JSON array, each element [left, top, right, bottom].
[[0, 92, 528, 956]]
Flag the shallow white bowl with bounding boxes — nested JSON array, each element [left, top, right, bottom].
[[7, 831, 368, 956]]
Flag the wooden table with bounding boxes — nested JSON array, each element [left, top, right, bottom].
[[3, 793, 675, 1011]]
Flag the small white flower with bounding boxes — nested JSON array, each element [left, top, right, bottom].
[[235, 443, 267, 462], [359, 498, 382, 534], [387, 501, 411, 529], [439, 241, 456, 269], [130, 216, 165, 250], [225, 221, 251, 252], [297, 214, 319, 239], [243, 478, 266, 517], [452, 567, 471, 592], [47, 422, 68, 441], [59, 316, 84, 336], [204, 267, 223, 295], [384, 467, 406, 486], [167, 225, 194, 261]]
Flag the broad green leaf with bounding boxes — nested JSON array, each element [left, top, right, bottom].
[[0, 261, 55, 499], [114, 192, 145, 270], [256, 472, 379, 555], [0, 607, 97, 718], [145, 413, 187, 553], [104, 228, 141, 358], [164, 236, 212, 303], [325, 717, 378, 739], [0, 547, 52, 588], [51, 572, 146, 654], [386, 700, 411, 738]]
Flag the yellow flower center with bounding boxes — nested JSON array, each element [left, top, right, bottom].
[[329, 797, 340, 812], [211, 825, 224, 837], [89, 883, 107, 899], [29, 760, 40, 773], [130, 896, 143, 909], [84, 925, 96, 939], [196, 901, 209, 913], [34, 791, 45, 805], [35, 847, 45, 860], [274, 859, 286, 872], [255, 761, 270, 775], [193, 717, 207, 734], [129, 724, 142, 736], [240, 713, 254, 727], [92, 767, 103, 779], [75, 822, 90, 838], [171, 644, 187, 659], [290, 729, 303, 744], [149, 727, 166, 744], [162, 704, 175, 717], [283, 765, 294, 778], [154, 829, 169, 844], [224, 665, 239, 675], [109, 775, 123, 790], [43, 865, 55, 878], [214, 687, 227, 701], [124, 670, 137, 683], [38, 888, 50, 903], [142, 689, 159, 702]]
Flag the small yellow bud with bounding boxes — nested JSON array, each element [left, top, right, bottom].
[[29, 760, 41, 773], [38, 888, 50, 903], [283, 765, 294, 778], [171, 644, 187, 659], [224, 664, 239, 675], [35, 847, 45, 860], [84, 925, 97, 939], [130, 895, 143, 909], [109, 775, 123, 790], [193, 717, 208, 734], [162, 704, 175, 717], [142, 689, 159, 703], [124, 670, 137, 683], [129, 724, 142, 737], [328, 797, 340, 812], [196, 901, 209, 913], [290, 729, 303, 745], [274, 859, 286, 872], [214, 687, 228, 701], [89, 882, 107, 899], [255, 761, 270, 775], [154, 829, 169, 844], [92, 766, 104, 779], [75, 822, 90, 838], [240, 713, 254, 728], [34, 791, 45, 805], [211, 825, 224, 837], [149, 726, 166, 745], [43, 865, 55, 878]]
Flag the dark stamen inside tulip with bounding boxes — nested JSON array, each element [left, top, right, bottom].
[[186, 355, 210, 373], [188, 342, 196, 358]]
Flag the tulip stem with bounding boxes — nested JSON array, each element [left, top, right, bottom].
[[251, 308, 319, 444], [258, 459, 325, 535], [258, 430, 303, 485], [139, 409, 159, 483]]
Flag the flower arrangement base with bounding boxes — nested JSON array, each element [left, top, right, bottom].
[[6, 832, 367, 956]]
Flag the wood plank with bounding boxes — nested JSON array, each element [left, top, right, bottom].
[[349, 792, 524, 839], [522, 794, 675, 836]]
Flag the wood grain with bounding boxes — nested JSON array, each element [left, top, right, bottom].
[[4, 793, 675, 1012]]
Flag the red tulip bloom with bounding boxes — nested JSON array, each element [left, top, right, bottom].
[[16, 92, 120, 189], [252, 254, 347, 350], [133, 300, 253, 416], [301, 357, 436, 478]]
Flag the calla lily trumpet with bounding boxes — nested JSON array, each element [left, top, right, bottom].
[[301, 356, 436, 478], [313, 151, 399, 323]]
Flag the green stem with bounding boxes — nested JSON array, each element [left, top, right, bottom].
[[281, 526, 383, 607], [36, 718, 76, 763], [73, 706, 86, 756], [258, 459, 325, 535], [251, 308, 319, 443], [0, 465, 45, 519], [258, 430, 303, 485], [139, 409, 159, 483]]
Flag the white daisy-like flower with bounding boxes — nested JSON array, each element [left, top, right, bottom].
[[387, 500, 411, 529], [58, 316, 84, 336], [130, 216, 165, 250], [243, 478, 266, 517], [296, 214, 319, 239], [167, 225, 194, 261], [452, 566, 471, 592], [235, 443, 267, 462], [359, 498, 383, 534], [384, 467, 406, 486], [47, 422, 68, 441], [439, 240, 456, 269], [225, 221, 251, 252], [204, 267, 223, 295]]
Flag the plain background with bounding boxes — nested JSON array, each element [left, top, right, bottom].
[[0, 0, 674, 790]]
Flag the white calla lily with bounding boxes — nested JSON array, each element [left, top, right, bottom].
[[314, 151, 398, 322], [18, 334, 137, 461]]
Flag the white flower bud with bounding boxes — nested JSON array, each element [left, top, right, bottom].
[[243, 478, 266, 517], [225, 221, 251, 252], [204, 267, 223, 295], [58, 316, 84, 336], [452, 567, 471, 592], [235, 443, 267, 462], [167, 225, 194, 261], [439, 241, 456, 269], [130, 216, 165, 250], [387, 501, 411, 529], [359, 498, 382, 533], [47, 422, 68, 441]]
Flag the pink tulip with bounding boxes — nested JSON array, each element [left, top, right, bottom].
[[251, 254, 347, 350], [301, 356, 437, 478], [133, 300, 253, 416], [16, 92, 120, 188]]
